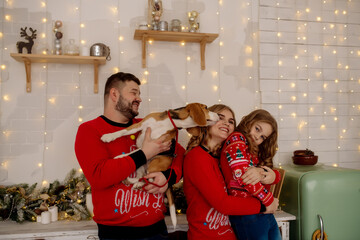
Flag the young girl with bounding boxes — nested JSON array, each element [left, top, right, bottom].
[[183, 105, 277, 240], [220, 109, 281, 240]]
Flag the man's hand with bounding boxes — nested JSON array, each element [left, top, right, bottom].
[[263, 198, 279, 214], [143, 172, 168, 194], [141, 128, 171, 160]]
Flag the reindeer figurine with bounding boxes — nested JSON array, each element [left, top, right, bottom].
[[16, 27, 37, 54]]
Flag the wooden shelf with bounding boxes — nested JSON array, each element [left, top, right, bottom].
[[10, 53, 107, 93], [134, 30, 218, 70]]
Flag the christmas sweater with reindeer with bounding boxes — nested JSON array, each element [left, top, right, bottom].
[[183, 145, 263, 240], [75, 116, 185, 230], [220, 132, 280, 207]]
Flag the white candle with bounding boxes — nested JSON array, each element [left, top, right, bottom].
[[41, 211, 51, 224], [36, 215, 42, 223], [49, 205, 58, 222]]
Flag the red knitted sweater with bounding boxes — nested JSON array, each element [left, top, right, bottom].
[[183, 145, 262, 240], [75, 116, 184, 228], [220, 132, 280, 207]]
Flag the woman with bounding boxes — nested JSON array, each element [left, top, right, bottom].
[[183, 104, 278, 240]]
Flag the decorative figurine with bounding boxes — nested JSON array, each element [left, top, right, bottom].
[[188, 11, 199, 32], [16, 27, 37, 54], [148, 0, 163, 30], [53, 20, 63, 55]]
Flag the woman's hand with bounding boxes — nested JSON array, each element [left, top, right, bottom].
[[260, 166, 276, 185], [241, 167, 264, 185], [263, 198, 279, 214], [143, 172, 168, 194], [141, 128, 171, 160]]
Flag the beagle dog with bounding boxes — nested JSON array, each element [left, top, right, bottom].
[[101, 102, 219, 227]]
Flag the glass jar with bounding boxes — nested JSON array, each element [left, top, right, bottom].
[[171, 19, 181, 32], [64, 39, 80, 56]]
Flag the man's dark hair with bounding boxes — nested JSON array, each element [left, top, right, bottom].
[[104, 72, 141, 97]]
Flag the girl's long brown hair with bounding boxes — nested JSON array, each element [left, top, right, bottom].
[[186, 104, 236, 157], [236, 109, 278, 168]]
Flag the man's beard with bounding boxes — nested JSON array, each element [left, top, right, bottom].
[[115, 95, 139, 119]]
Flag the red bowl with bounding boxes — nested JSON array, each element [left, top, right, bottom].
[[292, 155, 318, 165]]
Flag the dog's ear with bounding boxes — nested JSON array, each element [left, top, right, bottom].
[[188, 103, 207, 126], [186, 127, 201, 136]]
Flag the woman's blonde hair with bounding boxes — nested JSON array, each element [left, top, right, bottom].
[[186, 104, 236, 157], [235, 109, 278, 168]]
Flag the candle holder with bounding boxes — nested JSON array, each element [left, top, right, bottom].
[[188, 11, 199, 33], [53, 20, 63, 55]]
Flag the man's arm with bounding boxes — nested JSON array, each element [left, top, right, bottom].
[[75, 124, 171, 190], [144, 143, 185, 194]]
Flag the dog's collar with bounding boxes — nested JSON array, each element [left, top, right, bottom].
[[167, 110, 179, 153], [167, 111, 177, 129]]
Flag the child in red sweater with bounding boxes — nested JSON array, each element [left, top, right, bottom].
[[220, 109, 281, 240], [183, 105, 278, 240]]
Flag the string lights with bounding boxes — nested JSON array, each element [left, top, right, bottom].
[[260, 0, 359, 166], [0, 0, 359, 185]]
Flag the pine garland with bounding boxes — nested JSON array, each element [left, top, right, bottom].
[[0, 169, 92, 223]]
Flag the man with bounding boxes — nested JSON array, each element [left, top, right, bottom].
[[75, 72, 185, 240]]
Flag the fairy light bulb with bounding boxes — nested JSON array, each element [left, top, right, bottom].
[[48, 98, 56, 104], [3, 95, 10, 101]]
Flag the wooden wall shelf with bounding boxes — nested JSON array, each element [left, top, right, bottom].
[[134, 30, 218, 70], [10, 53, 106, 93]]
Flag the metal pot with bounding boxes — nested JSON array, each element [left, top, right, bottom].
[[90, 43, 111, 60]]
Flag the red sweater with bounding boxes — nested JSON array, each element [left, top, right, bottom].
[[220, 132, 280, 207], [75, 116, 184, 231], [183, 145, 262, 240]]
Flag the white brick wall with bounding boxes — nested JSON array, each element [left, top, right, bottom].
[[0, 0, 359, 185], [259, 0, 360, 166]]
